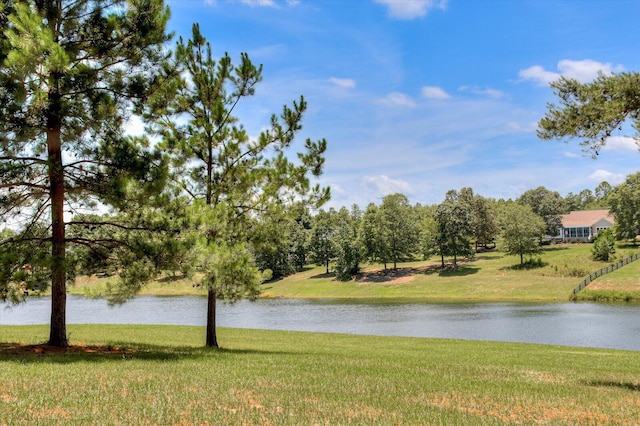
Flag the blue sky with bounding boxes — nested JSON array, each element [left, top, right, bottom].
[[164, 0, 640, 208]]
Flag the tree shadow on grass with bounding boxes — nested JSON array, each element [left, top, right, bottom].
[[473, 254, 503, 261], [437, 266, 480, 277], [585, 380, 640, 392], [501, 260, 549, 271], [357, 267, 422, 283], [616, 241, 640, 249], [310, 272, 335, 279], [540, 246, 570, 252], [0, 342, 295, 364]]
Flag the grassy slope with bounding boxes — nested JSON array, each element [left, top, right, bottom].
[[263, 244, 640, 302], [66, 244, 640, 302], [1, 325, 639, 425], [578, 246, 640, 301], [70, 272, 209, 298]]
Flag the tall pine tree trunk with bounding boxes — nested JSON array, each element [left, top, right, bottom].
[[205, 156, 218, 348], [206, 288, 218, 347], [44, 8, 67, 348], [47, 86, 67, 347]]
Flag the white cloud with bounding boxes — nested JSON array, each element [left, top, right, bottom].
[[239, 0, 276, 6], [457, 85, 505, 99], [329, 77, 356, 89], [364, 175, 413, 196], [374, 0, 448, 20], [519, 59, 625, 86], [518, 65, 561, 86], [377, 92, 417, 107], [421, 86, 450, 99], [564, 151, 581, 159], [589, 169, 625, 185], [603, 136, 639, 152], [558, 59, 624, 82]]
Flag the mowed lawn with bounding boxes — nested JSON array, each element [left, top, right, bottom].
[[1, 325, 639, 425], [261, 244, 640, 302], [67, 244, 640, 302]]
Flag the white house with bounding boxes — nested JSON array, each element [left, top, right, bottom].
[[559, 209, 614, 242]]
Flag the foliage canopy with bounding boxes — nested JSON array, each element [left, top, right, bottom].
[[0, 0, 172, 347]]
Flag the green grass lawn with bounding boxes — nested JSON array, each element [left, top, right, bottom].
[[577, 246, 640, 302], [1, 325, 639, 425], [66, 244, 640, 303], [262, 244, 640, 302]]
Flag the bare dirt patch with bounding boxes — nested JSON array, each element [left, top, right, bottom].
[[590, 284, 639, 291], [588, 281, 640, 291], [356, 264, 447, 284]]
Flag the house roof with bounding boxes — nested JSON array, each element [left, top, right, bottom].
[[561, 209, 614, 227]]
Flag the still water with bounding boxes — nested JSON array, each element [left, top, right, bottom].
[[1, 295, 639, 351]]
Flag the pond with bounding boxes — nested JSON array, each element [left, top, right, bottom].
[[1, 296, 639, 351]]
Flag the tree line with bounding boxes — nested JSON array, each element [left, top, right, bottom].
[[253, 177, 638, 282]]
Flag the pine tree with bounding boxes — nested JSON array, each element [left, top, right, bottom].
[[147, 24, 329, 347], [0, 0, 171, 347]]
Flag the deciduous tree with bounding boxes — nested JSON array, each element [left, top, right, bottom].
[[379, 193, 420, 270], [434, 191, 473, 269], [517, 187, 566, 238], [608, 172, 640, 245], [498, 203, 546, 266], [333, 207, 361, 281], [360, 203, 390, 269], [307, 209, 337, 274], [595, 181, 613, 202], [458, 188, 499, 249]]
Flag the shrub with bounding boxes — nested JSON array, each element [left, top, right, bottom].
[[261, 269, 273, 282], [592, 229, 616, 262]]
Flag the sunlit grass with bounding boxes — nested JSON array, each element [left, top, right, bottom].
[[573, 243, 640, 301], [66, 244, 640, 302], [1, 325, 639, 424], [69, 272, 208, 298], [263, 244, 640, 302]]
